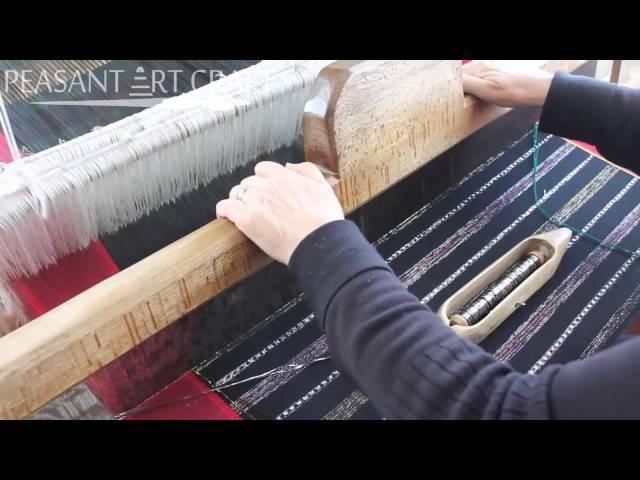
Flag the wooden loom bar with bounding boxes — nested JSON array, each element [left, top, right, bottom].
[[610, 60, 623, 84], [0, 60, 588, 419]]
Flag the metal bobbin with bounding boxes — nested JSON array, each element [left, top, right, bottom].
[[451, 250, 545, 327]]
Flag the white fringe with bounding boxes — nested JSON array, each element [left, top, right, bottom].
[[0, 60, 333, 279]]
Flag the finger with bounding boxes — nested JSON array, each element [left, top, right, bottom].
[[229, 184, 244, 202], [462, 73, 493, 97], [461, 60, 493, 76], [229, 183, 263, 206], [285, 162, 325, 182], [255, 161, 286, 178], [240, 175, 268, 189], [216, 198, 244, 224]]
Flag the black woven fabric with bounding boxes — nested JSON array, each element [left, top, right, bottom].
[[194, 131, 640, 419]]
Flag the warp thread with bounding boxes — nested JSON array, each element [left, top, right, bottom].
[[113, 356, 332, 419], [0, 61, 335, 280]]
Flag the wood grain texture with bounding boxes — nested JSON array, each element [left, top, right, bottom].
[[307, 61, 464, 212], [611, 60, 623, 84], [0, 60, 588, 419], [307, 60, 588, 213], [0, 220, 269, 419]]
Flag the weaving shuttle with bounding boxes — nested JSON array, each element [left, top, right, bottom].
[[438, 228, 573, 343]]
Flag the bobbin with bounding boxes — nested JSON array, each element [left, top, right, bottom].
[[450, 251, 545, 327], [437, 228, 572, 344]]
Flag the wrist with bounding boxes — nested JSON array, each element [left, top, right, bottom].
[[285, 218, 343, 266], [287, 219, 346, 267], [288, 219, 392, 329], [518, 73, 553, 107]]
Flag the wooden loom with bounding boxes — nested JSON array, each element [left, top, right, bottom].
[[0, 59, 590, 419]]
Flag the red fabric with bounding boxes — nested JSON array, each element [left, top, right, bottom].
[[126, 372, 241, 420], [84, 316, 193, 413], [11, 241, 119, 318], [4, 135, 237, 419], [0, 132, 11, 163], [8, 240, 194, 414], [9, 240, 234, 417], [570, 140, 601, 156]]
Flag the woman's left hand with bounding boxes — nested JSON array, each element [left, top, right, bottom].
[[216, 161, 345, 265]]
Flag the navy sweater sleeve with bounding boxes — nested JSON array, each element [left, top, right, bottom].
[[540, 72, 640, 173], [289, 220, 640, 419]]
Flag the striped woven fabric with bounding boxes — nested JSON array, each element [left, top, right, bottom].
[[192, 131, 640, 419]]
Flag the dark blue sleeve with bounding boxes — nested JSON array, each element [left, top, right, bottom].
[[540, 71, 640, 173], [289, 220, 640, 419]]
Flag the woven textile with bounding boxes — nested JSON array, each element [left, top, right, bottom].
[[195, 131, 640, 419]]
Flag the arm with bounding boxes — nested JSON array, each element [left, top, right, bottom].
[[289, 220, 553, 419], [463, 62, 640, 173], [217, 161, 640, 420], [290, 220, 640, 420], [540, 72, 640, 172]]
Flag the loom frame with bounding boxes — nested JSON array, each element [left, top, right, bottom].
[[0, 59, 590, 419]]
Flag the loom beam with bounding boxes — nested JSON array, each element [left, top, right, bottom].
[[0, 59, 587, 419]]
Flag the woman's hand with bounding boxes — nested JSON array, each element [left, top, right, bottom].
[[216, 161, 345, 265], [462, 61, 554, 108]]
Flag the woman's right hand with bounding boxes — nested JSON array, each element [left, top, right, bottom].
[[462, 61, 554, 108], [216, 161, 344, 266]]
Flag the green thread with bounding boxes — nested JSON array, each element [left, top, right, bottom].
[[531, 122, 638, 258]]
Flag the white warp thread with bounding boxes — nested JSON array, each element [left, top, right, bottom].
[[0, 60, 334, 279]]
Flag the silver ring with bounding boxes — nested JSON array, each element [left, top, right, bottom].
[[235, 185, 249, 203]]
